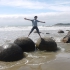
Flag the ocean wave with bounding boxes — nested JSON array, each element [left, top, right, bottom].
[[0, 26, 70, 31]]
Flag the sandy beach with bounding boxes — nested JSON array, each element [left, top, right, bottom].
[[0, 26, 70, 70]]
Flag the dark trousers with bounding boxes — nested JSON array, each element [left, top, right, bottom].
[[28, 26, 41, 37], [30, 26, 40, 34]]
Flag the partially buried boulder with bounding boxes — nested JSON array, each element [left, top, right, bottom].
[[14, 37, 35, 52], [58, 30, 64, 33], [34, 30, 41, 33], [66, 30, 70, 31], [0, 43, 23, 62], [62, 31, 70, 43], [36, 37, 57, 52], [46, 33, 50, 34]]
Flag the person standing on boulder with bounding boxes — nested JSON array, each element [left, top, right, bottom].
[[24, 16, 45, 38]]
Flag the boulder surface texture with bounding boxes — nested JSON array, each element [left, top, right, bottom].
[[36, 37, 57, 52], [14, 37, 35, 52], [0, 43, 23, 62]]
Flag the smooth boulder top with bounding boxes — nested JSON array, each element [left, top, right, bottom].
[[14, 37, 35, 52]]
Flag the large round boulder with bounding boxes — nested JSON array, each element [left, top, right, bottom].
[[36, 37, 57, 52], [14, 37, 35, 52], [0, 43, 23, 62], [58, 30, 64, 33], [62, 31, 70, 43]]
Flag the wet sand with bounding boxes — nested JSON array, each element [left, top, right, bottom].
[[0, 43, 70, 70]]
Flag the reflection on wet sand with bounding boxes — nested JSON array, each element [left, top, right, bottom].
[[0, 51, 57, 70], [1, 43, 70, 70], [40, 53, 70, 70]]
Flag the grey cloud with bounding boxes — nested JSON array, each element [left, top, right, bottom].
[[0, 12, 70, 26]]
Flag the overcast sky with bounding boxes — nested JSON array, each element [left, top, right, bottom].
[[0, 0, 70, 26]]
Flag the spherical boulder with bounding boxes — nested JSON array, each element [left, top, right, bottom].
[[58, 30, 64, 33], [0, 43, 23, 62], [36, 37, 57, 52], [14, 37, 35, 52]]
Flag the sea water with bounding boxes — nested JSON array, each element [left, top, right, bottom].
[[0, 25, 69, 44], [0, 25, 70, 70]]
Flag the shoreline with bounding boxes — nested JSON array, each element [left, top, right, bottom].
[[0, 26, 70, 70]]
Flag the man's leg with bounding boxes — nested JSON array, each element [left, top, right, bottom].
[[28, 27, 35, 37], [35, 27, 41, 38]]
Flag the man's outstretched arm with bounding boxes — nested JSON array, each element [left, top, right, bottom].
[[38, 21, 45, 23], [24, 18, 32, 21]]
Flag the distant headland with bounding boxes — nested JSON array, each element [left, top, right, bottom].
[[54, 23, 70, 26]]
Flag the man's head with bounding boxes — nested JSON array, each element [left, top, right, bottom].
[[34, 16, 38, 19]]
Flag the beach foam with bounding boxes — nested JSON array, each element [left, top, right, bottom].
[[0, 26, 70, 31]]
